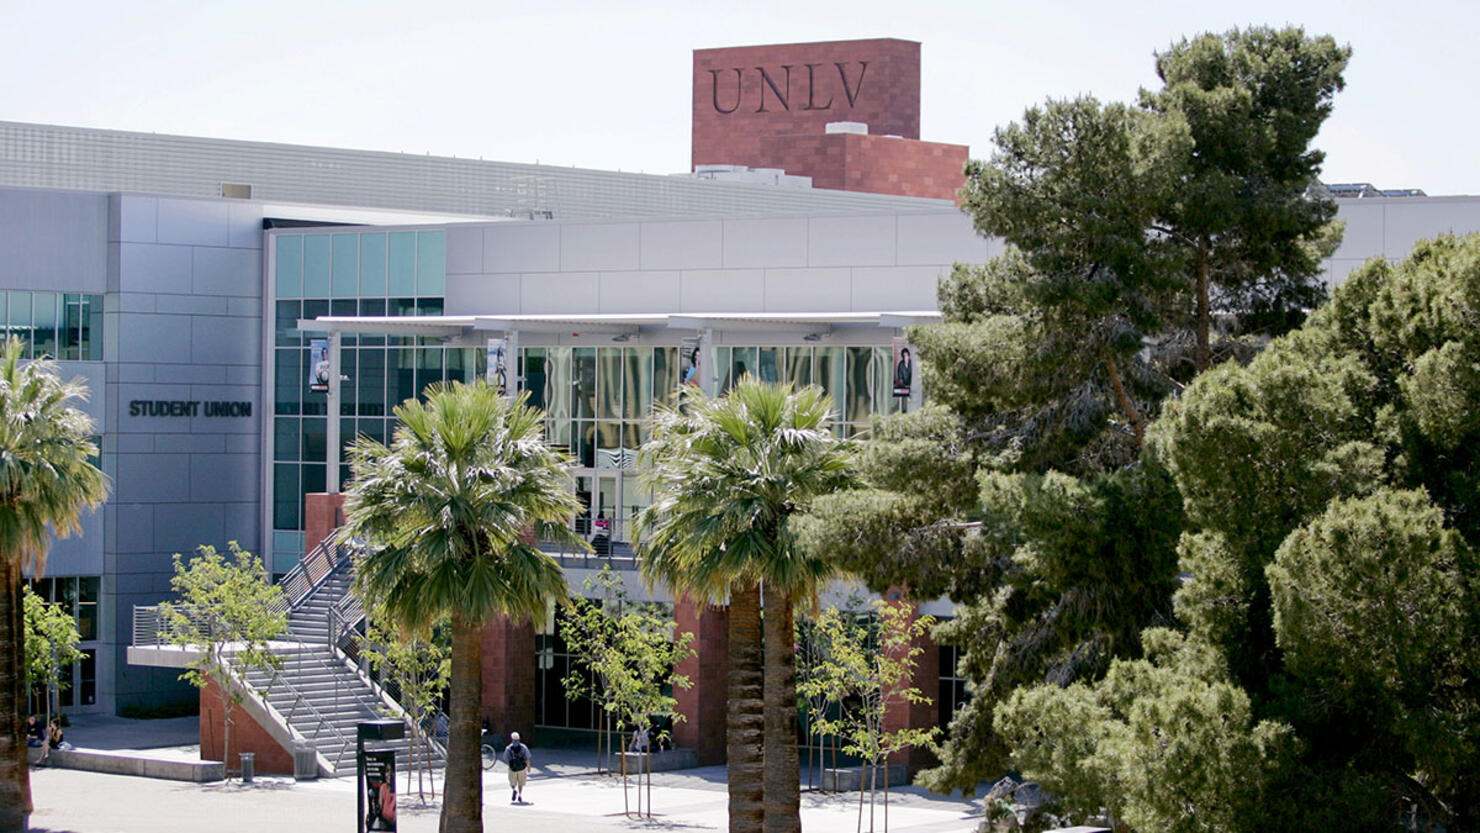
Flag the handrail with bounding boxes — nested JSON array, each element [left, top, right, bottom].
[[261, 648, 357, 773], [132, 604, 225, 648], [327, 605, 447, 765], [271, 536, 345, 616]]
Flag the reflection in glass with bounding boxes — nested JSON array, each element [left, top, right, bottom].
[[653, 346, 678, 407], [785, 347, 812, 387], [623, 348, 651, 419], [573, 348, 596, 420], [596, 348, 621, 420], [846, 346, 873, 424]]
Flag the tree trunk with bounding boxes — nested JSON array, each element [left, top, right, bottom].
[[1103, 356, 1145, 448], [728, 580, 765, 833], [762, 583, 800, 833], [1195, 249, 1211, 374], [0, 559, 28, 830], [440, 615, 485, 833]]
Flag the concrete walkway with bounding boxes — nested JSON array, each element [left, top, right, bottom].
[[27, 718, 984, 832]]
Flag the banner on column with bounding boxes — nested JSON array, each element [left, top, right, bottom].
[[362, 749, 397, 832], [680, 336, 703, 389], [891, 337, 921, 411], [309, 338, 330, 393], [486, 338, 510, 395]]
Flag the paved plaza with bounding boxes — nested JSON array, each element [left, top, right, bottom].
[[25, 717, 984, 833]]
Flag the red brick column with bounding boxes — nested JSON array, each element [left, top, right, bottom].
[[303, 492, 346, 554], [481, 615, 537, 741], [881, 596, 939, 774], [199, 677, 295, 775], [673, 596, 729, 765]]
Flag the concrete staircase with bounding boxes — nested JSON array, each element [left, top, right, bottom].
[[254, 550, 445, 776], [242, 644, 443, 776]]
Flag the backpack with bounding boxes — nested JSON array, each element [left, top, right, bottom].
[[506, 743, 528, 772]]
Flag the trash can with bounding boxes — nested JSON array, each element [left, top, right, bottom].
[[240, 752, 254, 783], [293, 744, 319, 780]]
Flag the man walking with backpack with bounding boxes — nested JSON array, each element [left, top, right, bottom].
[[504, 731, 532, 804]]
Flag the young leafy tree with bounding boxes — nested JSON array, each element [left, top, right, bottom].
[[341, 381, 582, 833], [558, 568, 695, 817], [358, 608, 451, 801], [22, 587, 83, 726], [159, 542, 287, 777], [0, 339, 108, 829], [636, 379, 857, 833], [798, 601, 939, 833]]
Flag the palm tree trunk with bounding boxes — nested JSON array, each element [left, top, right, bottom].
[[440, 615, 485, 833], [763, 583, 800, 833], [0, 560, 28, 830], [728, 580, 765, 833]]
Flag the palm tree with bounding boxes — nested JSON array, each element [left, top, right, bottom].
[[636, 379, 856, 833], [341, 381, 583, 833], [0, 339, 108, 829]]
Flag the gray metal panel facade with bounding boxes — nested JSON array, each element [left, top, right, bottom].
[[0, 121, 951, 221]]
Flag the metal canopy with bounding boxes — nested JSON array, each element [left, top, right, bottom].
[[298, 310, 941, 338]]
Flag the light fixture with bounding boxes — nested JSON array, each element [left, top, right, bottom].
[[611, 333, 633, 343], [802, 332, 822, 342]]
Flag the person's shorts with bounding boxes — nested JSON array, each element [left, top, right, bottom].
[[508, 767, 528, 791]]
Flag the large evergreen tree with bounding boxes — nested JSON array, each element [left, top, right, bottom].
[[800, 26, 1350, 794], [999, 233, 1480, 829]]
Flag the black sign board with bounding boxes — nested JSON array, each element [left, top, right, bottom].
[[362, 749, 397, 832]]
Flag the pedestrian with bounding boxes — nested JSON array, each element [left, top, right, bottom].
[[503, 731, 531, 804]]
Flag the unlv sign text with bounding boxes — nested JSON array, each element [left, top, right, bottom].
[[707, 61, 870, 114]]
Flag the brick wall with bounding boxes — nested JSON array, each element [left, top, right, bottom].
[[693, 39, 920, 170], [303, 492, 345, 555], [754, 133, 967, 201], [199, 676, 295, 775], [673, 596, 729, 765], [481, 615, 537, 741]]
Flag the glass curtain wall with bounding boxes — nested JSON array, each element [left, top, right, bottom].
[[527, 343, 903, 559], [270, 230, 464, 572]]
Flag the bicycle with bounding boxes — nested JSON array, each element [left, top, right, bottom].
[[482, 742, 500, 771]]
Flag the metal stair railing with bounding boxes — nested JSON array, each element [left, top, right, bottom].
[[273, 535, 350, 617], [327, 604, 447, 765], [260, 648, 359, 773], [132, 604, 224, 648]]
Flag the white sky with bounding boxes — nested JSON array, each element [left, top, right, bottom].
[[4, 0, 1476, 195]]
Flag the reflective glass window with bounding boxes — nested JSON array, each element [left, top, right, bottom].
[[275, 300, 302, 347], [359, 233, 387, 296], [302, 235, 330, 297], [572, 348, 596, 419], [416, 231, 446, 295], [622, 348, 650, 419], [6, 292, 31, 356], [274, 418, 300, 462], [331, 234, 358, 297], [273, 464, 300, 529], [846, 346, 874, 424], [388, 232, 416, 296], [301, 417, 327, 463], [357, 349, 386, 416], [276, 235, 303, 298], [596, 349, 621, 420]]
